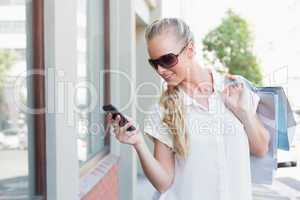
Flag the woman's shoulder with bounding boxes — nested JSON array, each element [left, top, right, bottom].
[[144, 103, 174, 150], [147, 101, 171, 119]]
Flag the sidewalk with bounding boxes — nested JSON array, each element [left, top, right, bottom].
[[252, 165, 300, 199]]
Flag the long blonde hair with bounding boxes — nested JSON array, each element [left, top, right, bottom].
[[145, 18, 195, 158]]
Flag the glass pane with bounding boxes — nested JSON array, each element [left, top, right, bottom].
[[77, 0, 107, 165], [0, 1, 31, 199]]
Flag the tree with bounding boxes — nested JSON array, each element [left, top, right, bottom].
[[202, 9, 263, 85], [0, 49, 15, 103]]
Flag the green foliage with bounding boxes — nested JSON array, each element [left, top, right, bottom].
[[0, 49, 16, 102], [202, 9, 263, 85]]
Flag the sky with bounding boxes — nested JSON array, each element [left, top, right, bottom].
[[163, 0, 300, 109]]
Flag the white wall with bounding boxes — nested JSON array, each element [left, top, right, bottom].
[[135, 0, 163, 176], [109, 0, 137, 199], [110, 0, 165, 198], [44, 0, 79, 199]]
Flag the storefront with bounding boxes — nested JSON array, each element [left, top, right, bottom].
[[0, 0, 163, 199]]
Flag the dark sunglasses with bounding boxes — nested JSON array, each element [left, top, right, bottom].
[[148, 42, 190, 70]]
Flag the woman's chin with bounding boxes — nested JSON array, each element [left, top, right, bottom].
[[166, 79, 179, 87]]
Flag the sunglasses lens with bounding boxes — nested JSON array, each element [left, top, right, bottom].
[[148, 54, 178, 70], [160, 54, 177, 68]]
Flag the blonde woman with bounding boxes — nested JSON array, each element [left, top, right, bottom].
[[106, 18, 270, 200]]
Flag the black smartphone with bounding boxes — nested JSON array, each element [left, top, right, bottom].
[[102, 104, 136, 131]]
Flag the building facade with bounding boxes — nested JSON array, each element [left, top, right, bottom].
[[0, 0, 165, 199]]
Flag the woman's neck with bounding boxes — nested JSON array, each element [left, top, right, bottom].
[[179, 63, 213, 96]]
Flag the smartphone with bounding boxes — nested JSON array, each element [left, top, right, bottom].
[[102, 104, 136, 131]]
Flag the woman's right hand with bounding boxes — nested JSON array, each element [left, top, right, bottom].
[[106, 113, 144, 147], [106, 113, 175, 193]]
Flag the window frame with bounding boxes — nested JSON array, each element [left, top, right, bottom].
[[31, 0, 47, 198]]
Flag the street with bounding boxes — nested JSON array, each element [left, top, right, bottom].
[[0, 150, 28, 200]]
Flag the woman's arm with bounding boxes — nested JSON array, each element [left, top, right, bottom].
[[107, 113, 175, 193], [221, 77, 270, 157], [236, 111, 270, 157], [134, 138, 175, 193]]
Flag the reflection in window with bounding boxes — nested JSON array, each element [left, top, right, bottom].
[[0, 21, 25, 34], [77, 0, 108, 165], [0, 1, 30, 199]]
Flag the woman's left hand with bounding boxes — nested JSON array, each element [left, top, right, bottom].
[[222, 75, 270, 157], [221, 74, 255, 122]]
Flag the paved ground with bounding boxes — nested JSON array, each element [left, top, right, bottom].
[[252, 166, 300, 199], [0, 150, 28, 200]]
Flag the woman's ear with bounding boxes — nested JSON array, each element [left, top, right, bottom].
[[186, 42, 196, 58]]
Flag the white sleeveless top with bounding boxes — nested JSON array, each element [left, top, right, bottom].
[[143, 70, 260, 200]]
